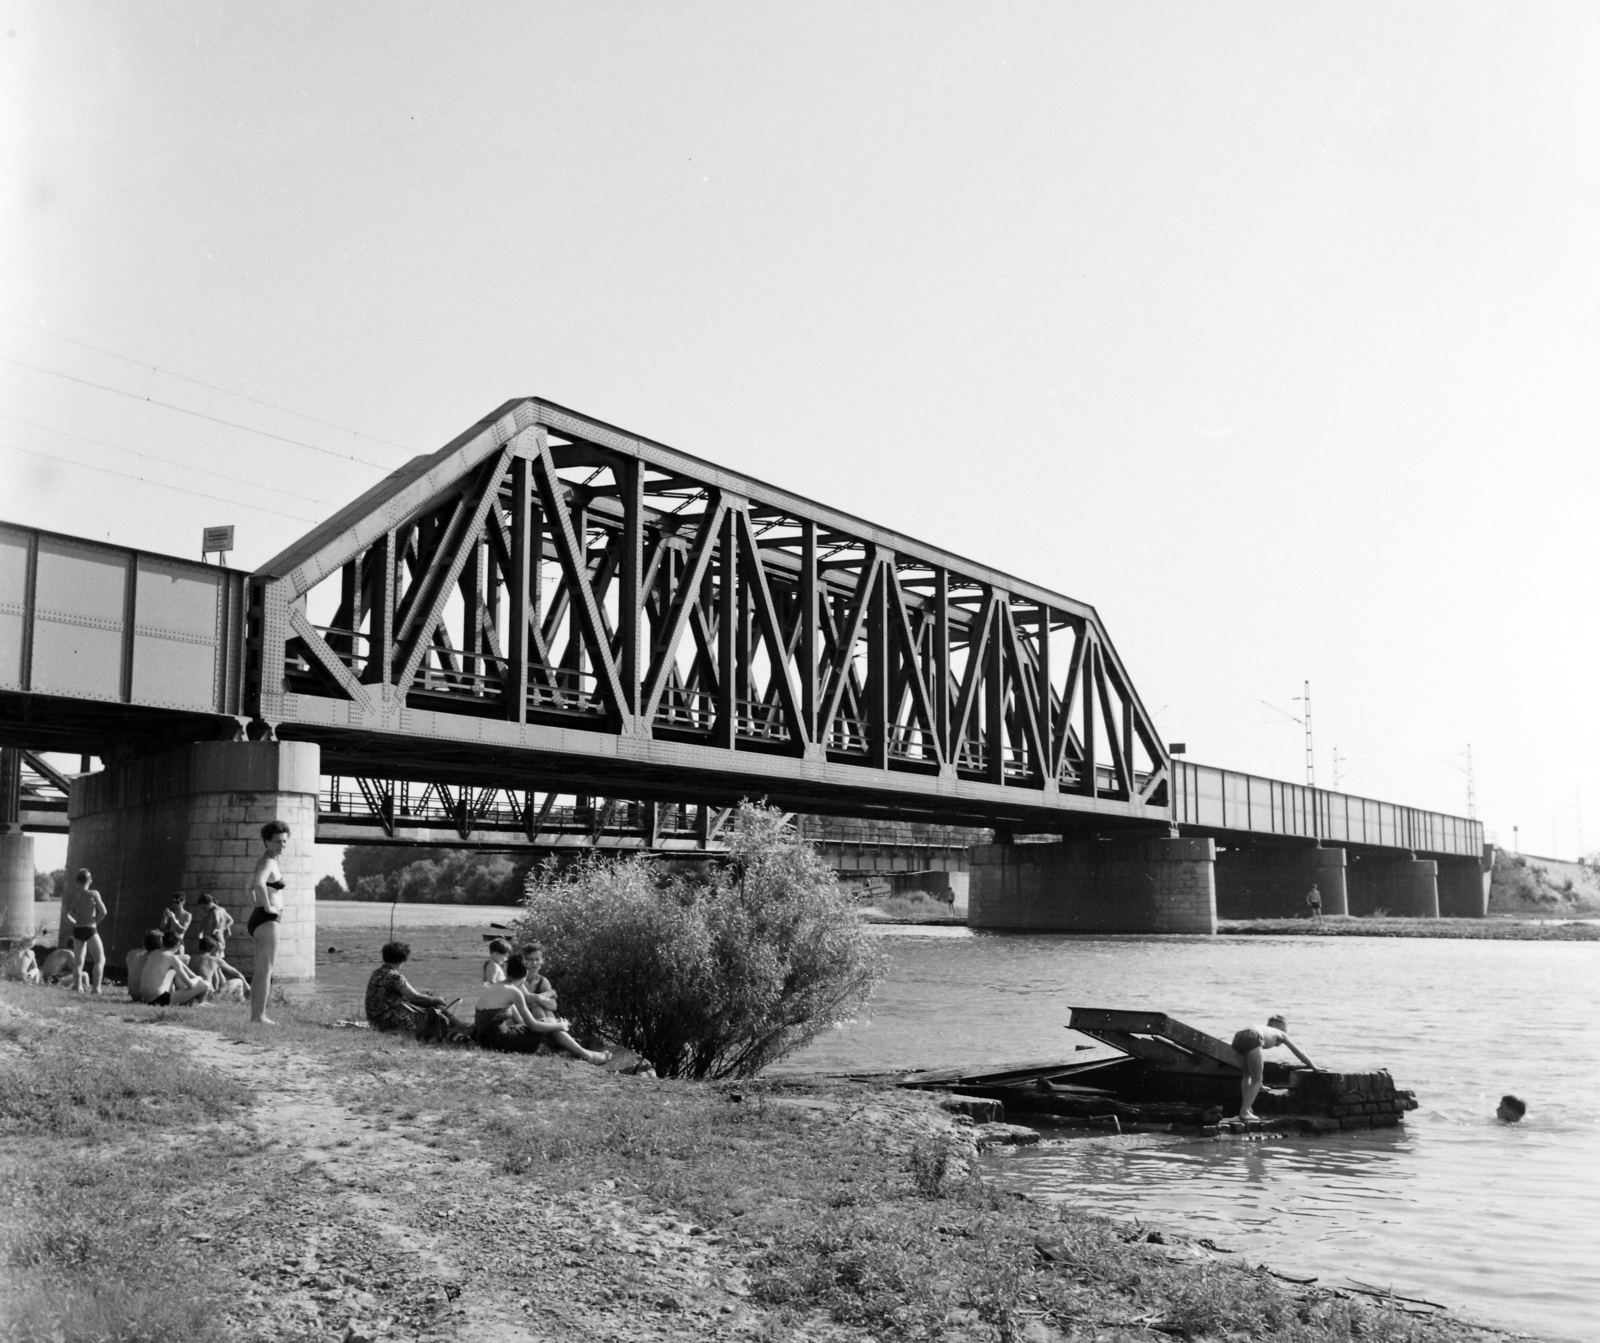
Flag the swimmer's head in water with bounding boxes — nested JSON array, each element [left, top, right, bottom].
[[1497, 1095, 1527, 1122]]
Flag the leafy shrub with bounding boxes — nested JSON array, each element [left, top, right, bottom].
[[31, 869, 65, 902], [510, 803, 888, 1078], [314, 874, 347, 900]]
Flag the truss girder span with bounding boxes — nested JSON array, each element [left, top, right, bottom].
[[247, 399, 1171, 834]]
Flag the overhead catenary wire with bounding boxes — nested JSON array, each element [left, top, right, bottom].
[[0, 440, 319, 524], [2, 316, 417, 453], [0, 354, 395, 470], [0, 412, 334, 510]]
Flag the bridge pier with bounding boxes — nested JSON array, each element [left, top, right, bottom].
[[1213, 843, 1348, 919], [65, 741, 320, 979], [1346, 851, 1439, 918], [1436, 846, 1494, 918], [968, 836, 1216, 934]]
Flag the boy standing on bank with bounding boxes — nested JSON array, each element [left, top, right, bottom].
[[62, 868, 108, 995]]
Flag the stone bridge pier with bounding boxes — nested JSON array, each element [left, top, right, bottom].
[[967, 835, 1216, 934], [64, 740, 320, 980], [1213, 842, 1348, 919]]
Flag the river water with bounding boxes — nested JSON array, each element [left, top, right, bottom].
[[777, 928, 1600, 1343]]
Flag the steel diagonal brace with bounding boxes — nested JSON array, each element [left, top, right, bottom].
[[735, 508, 807, 750], [532, 445, 631, 727], [394, 449, 515, 694], [887, 571, 944, 765], [1001, 605, 1047, 782], [641, 492, 728, 725], [817, 550, 879, 744], [288, 607, 375, 709], [949, 589, 999, 760]]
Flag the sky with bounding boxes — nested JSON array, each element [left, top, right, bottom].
[[4, 2, 1597, 882]]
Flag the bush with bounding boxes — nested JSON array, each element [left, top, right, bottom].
[[314, 874, 347, 901], [510, 803, 888, 1079], [32, 869, 65, 902]]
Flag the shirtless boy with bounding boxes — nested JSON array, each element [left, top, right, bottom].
[[159, 893, 193, 952], [139, 930, 212, 1007], [62, 868, 108, 994], [126, 931, 160, 1002], [482, 938, 510, 985], [1232, 1014, 1318, 1121], [193, 936, 248, 1002], [191, 894, 234, 952]]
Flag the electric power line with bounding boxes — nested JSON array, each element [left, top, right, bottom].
[[0, 412, 333, 510], [0, 440, 319, 524], [3, 316, 417, 453], [0, 354, 395, 470]]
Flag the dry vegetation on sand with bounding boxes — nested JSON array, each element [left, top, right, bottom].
[[1, 984, 1538, 1343]]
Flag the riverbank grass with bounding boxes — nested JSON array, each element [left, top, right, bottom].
[[0, 982, 1531, 1342], [1219, 915, 1599, 939]]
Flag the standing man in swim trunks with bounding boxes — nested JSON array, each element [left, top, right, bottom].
[[62, 868, 108, 995], [159, 893, 193, 954], [1305, 884, 1323, 921], [247, 820, 290, 1025], [192, 893, 234, 953], [1232, 1014, 1319, 1121]]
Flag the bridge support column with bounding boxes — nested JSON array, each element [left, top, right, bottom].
[[65, 741, 320, 980], [1214, 843, 1348, 919], [1346, 851, 1438, 918], [968, 837, 1216, 934], [0, 831, 34, 943], [1436, 845, 1494, 918]]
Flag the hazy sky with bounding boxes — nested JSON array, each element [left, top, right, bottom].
[[4, 3, 1597, 876]]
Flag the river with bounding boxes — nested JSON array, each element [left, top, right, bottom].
[[777, 928, 1599, 1343]]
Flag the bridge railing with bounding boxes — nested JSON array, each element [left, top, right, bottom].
[[1171, 760, 1482, 858]]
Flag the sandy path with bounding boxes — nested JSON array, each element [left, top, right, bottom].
[[168, 1025, 858, 1343]]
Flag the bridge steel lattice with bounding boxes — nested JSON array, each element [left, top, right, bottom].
[[247, 398, 1172, 837]]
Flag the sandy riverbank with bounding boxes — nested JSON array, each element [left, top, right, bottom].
[[1219, 915, 1600, 940], [0, 965, 1548, 1342]]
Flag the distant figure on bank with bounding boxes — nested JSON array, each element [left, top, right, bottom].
[[1305, 884, 1323, 920], [193, 936, 248, 1002], [365, 941, 450, 1032], [62, 868, 108, 995], [159, 893, 193, 950], [247, 820, 290, 1025], [473, 954, 609, 1063], [1232, 1014, 1319, 1121], [140, 930, 212, 1007], [1497, 1094, 1527, 1124], [482, 938, 510, 984], [38, 946, 78, 986], [192, 893, 234, 952]]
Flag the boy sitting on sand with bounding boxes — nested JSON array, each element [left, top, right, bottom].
[[193, 936, 248, 1002], [139, 930, 211, 1007]]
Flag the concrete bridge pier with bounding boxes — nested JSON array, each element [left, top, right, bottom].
[[64, 740, 320, 979], [1436, 845, 1494, 918], [1, 748, 35, 944], [1346, 851, 1439, 918], [968, 836, 1216, 933], [1213, 842, 1348, 920]]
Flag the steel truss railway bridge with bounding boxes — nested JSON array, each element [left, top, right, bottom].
[[0, 399, 1487, 976]]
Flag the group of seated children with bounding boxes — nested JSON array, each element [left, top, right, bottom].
[[362, 937, 609, 1064], [123, 892, 248, 1006]]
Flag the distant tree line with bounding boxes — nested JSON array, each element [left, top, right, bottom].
[[319, 847, 532, 905]]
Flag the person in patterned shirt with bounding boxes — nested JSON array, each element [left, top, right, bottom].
[[364, 941, 448, 1032]]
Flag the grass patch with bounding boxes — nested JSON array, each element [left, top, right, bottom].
[[0, 990, 254, 1342]]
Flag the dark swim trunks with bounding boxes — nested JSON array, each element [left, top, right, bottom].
[[72, 925, 97, 942], [247, 908, 279, 936], [1232, 1029, 1264, 1056]]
